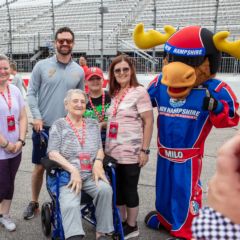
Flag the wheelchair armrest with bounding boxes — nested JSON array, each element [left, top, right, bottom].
[[103, 154, 117, 170], [41, 156, 63, 176]]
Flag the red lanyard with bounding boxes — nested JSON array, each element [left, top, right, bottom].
[[66, 116, 86, 146], [0, 85, 12, 112], [88, 91, 105, 122], [112, 88, 129, 117]]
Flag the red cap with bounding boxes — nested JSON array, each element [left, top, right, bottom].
[[85, 67, 104, 81]]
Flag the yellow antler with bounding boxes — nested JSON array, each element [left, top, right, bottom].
[[213, 31, 240, 59], [133, 23, 176, 50]]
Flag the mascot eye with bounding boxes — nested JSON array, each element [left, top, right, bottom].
[[166, 54, 205, 67]]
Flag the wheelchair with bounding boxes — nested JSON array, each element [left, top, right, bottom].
[[40, 155, 124, 240]]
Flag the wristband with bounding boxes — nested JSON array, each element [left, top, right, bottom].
[[1, 140, 9, 149], [141, 148, 150, 155], [18, 139, 26, 146], [95, 158, 103, 162]]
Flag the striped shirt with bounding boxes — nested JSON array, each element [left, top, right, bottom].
[[47, 117, 102, 179]]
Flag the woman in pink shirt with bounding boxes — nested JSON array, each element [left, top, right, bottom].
[[105, 54, 153, 239]]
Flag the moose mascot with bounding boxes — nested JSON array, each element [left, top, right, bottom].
[[133, 24, 239, 239]]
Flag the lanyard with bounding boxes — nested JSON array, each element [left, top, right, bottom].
[[0, 85, 12, 113], [88, 91, 105, 122], [112, 88, 129, 117], [66, 116, 86, 146]]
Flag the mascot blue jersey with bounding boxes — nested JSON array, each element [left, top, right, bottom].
[[147, 74, 239, 239]]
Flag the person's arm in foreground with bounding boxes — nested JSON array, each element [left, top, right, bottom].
[[208, 132, 240, 224]]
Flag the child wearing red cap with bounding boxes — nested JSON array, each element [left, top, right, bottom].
[[84, 67, 111, 149]]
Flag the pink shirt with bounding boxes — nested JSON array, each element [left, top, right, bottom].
[[0, 84, 25, 160], [105, 86, 152, 164]]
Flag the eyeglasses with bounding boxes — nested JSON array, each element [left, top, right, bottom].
[[57, 38, 73, 45], [114, 67, 130, 75], [166, 53, 205, 67]]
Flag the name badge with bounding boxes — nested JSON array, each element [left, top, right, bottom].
[[7, 115, 16, 132], [108, 122, 118, 139], [79, 153, 92, 171]]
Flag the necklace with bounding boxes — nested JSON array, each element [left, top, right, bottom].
[[0, 85, 12, 113], [112, 88, 129, 117], [66, 116, 86, 146], [88, 91, 105, 122]]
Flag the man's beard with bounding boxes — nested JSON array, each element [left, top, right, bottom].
[[57, 46, 72, 55]]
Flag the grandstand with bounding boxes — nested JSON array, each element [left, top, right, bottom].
[[0, 0, 239, 72]]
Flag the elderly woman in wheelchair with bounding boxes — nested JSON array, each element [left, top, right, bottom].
[[46, 89, 114, 240]]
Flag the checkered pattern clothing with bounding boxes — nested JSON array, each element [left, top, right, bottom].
[[192, 206, 240, 240]]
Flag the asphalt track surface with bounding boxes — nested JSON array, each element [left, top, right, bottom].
[[0, 98, 239, 240]]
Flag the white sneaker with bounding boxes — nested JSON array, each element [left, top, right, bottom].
[[0, 215, 16, 231]]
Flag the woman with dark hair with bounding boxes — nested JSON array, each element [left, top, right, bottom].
[[105, 54, 154, 239], [108, 55, 139, 97]]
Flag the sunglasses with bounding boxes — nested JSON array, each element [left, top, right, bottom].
[[57, 38, 73, 45], [114, 67, 130, 75], [166, 53, 205, 67]]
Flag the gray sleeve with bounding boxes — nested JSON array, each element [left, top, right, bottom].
[[77, 69, 85, 91], [27, 62, 42, 119], [47, 121, 62, 153]]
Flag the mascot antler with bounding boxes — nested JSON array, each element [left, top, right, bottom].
[[213, 31, 240, 59], [133, 23, 176, 49]]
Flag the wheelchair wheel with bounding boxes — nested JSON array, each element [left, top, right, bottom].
[[41, 202, 52, 236]]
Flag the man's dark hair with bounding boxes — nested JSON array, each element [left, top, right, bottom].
[[55, 27, 74, 41]]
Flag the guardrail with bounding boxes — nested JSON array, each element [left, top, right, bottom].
[[15, 56, 240, 74]]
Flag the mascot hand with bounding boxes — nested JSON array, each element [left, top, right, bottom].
[[202, 89, 223, 113], [202, 95, 224, 114], [202, 96, 219, 111]]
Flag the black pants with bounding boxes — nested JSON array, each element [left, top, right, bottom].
[[0, 153, 21, 202], [116, 163, 141, 208]]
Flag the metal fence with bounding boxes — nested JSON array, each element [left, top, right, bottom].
[[2, 0, 240, 60], [15, 56, 240, 74]]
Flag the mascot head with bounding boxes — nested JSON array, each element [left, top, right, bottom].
[[133, 24, 240, 99]]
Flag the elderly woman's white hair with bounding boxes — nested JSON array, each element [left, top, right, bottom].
[[64, 89, 88, 106]]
